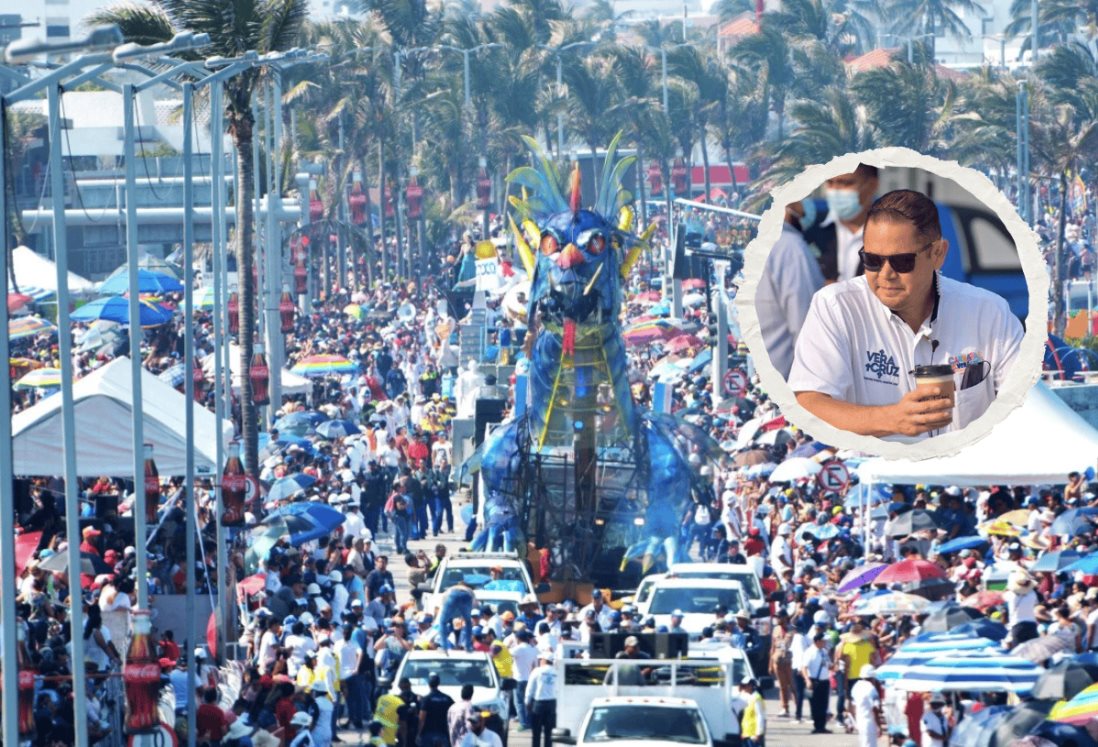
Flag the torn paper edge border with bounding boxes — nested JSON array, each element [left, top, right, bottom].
[[734, 146, 1049, 462]]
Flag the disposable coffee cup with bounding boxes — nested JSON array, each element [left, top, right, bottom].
[[912, 364, 955, 401]]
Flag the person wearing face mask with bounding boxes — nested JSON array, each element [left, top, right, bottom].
[[804, 165, 880, 282], [789, 188, 1023, 440], [755, 199, 826, 378]]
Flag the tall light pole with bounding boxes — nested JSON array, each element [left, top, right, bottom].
[[392, 46, 431, 278], [538, 41, 597, 157], [645, 43, 692, 115], [436, 42, 502, 109]]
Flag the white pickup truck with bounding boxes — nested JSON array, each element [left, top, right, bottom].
[[552, 653, 754, 745], [418, 551, 548, 617], [559, 696, 722, 747]]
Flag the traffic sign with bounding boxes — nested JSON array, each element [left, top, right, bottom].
[[817, 460, 850, 492], [723, 368, 747, 397]]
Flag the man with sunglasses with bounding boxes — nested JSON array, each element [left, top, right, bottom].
[[788, 189, 1023, 440]]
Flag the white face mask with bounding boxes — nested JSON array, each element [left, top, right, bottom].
[[825, 188, 863, 221]]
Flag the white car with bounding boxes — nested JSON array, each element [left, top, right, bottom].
[[565, 696, 714, 747], [666, 563, 771, 635], [640, 578, 749, 639], [390, 650, 509, 719], [420, 552, 543, 615]]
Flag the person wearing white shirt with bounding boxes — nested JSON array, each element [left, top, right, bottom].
[[509, 630, 539, 730], [329, 572, 350, 622], [342, 505, 366, 540], [790, 189, 1022, 441], [803, 166, 879, 283], [333, 624, 365, 730], [850, 665, 882, 747], [771, 524, 795, 575], [921, 695, 950, 747], [755, 205, 826, 378], [525, 651, 558, 747]]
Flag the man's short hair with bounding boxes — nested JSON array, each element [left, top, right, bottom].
[[854, 163, 879, 180], [866, 189, 942, 242]]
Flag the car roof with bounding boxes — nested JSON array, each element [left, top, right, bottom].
[[404, 650, 492, 662], [589, 696, 701, 708], [669, 563, 753, 574], [445, 557, 526, 568], [651, 578, 746, 591]]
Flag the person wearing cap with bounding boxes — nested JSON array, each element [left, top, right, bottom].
[[289, 710, 317, 747], [835, 618, 880, 726], [1004, 571, 1039, 645], [849, 664, 881, 747], [921, 694, 950, 747], [509, 629, 538, 730], [668, 609, 688, 636], [579, 588, 613, 631], [771, 523, 794, 575], [525, 649, 558, 747], [223, 716, 256, 747], [458, 708, 502, 747], [79, 525, 103, 556], [417, 671, 454, 747], [803, 632, 833, 734], [739, 677, 766, 747]]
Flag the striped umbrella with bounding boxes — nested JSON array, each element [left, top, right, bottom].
[[891, 650, 1043, 694], [14, 367, 62, 389], [186, 287, 216, 310], [876, 634, 1000, 681], [853, 591, 932, 616], [1051, 682, 1098, 726], [290, 354, 358, 378], [9, 315, 57, 341]]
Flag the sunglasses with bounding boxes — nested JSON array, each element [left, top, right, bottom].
[[859, 241, 936, 274]]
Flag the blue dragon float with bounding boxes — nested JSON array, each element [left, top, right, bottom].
[[471, 134, 716, 579]]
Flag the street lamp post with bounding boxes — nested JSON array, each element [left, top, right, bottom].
[[436, 42, 502, 109]]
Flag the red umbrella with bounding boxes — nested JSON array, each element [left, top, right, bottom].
[[681, 279, 706, 290], [664, 334, 704, 353], [963, 590, 1005, 611], [7, 293, 32, 312], [875, 558, 948, 586]]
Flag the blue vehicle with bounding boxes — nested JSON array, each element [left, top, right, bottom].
[[936, 203, 1028, 320]]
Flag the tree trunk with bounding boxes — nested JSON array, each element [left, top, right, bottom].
[[378, 138, 388, 281], [590, 143, 600, 205], [359, 153, 375, 289], [232, 117, 259, 477], [1054, 170, 1069, 336], [723, 136, 740, 207], [700, 124, 712, 201], [637, 141, 648, 227]]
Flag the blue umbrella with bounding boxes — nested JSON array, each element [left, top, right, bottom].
[[1052, 508, 1098, 537], [99, 269, 183, 295], [947, 705, 1009, 747], [686, 347, 712, 373], [71, 296, 173, 326], [844, 482, 891, 509], [1029, 721, 1098, 747], [263, 502, 345, 544], [265, 473, 317, 502], [951, 619, 1009, 641], [892, 650, 1042, 694], [877, 634, 1001, 681], [1064, 553, 1098, 575], [257, 435, 314, 461], [1030, 549, 1082, 573], [273, 411, 329, 437], [315, 419, 361, 439], [937, 535, 990, 554]]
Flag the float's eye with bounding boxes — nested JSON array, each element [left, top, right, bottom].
[[540, 232, 559, 256], [587, 233, 606, 255]]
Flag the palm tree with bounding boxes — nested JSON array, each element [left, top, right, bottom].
[[88, 0, 308, 477], [668, 46, 725, 199], [731, 18, 798, 139], [1005, 0, 1090, 57], [563, 55, 618, 187], [881, 0, 985, 59], [947, 67, 1021, 177], [851, 58, 955, 153]]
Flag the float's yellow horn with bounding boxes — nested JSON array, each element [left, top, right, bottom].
[[510, 215, 536, 275], [617, 205, 635, 233]]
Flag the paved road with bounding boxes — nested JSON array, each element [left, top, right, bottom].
[[334, 517, 860, 747]]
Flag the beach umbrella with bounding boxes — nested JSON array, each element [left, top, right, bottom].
[[838, 562, 888, 593], [663, 334, 705, 353], [948, 705, 1009, 747], [876, 558, 948, 586], [888, 508, 943, 536], [1052, 509, 1098, 537], [272, 411, 328, 438], [963, 591, 1006, 611], [854, 591, 932, 616], [791, 440, 832, 460], [952, 619, 1009, 641], [1031, 655, 1098, 700], [1063, 554, 1098, 575], [262, 502, 345, 544], [843, 482, 889, 509], [265, 473, 317, 502], [745, 462, 777, 479], [905, 576, 959, 601], [75, 321, 124, 354], [1030, 550, 1082, 573], [891, 650, 1043, 694], [985, 700, 1056, 746], [681, 278, 706, 290], [996, 509, 1032, 526], [938, 535, 990, 554], [682, 291, 706, 308], [1052, 682, 1098, 726], [9, 315, 57, 340], [769, 457, 822, 483], [686, 348, 712, 373], [14, 367, 62, 390], [921, 602, 984, 632], [257, 436, 314, 462], [99, 269, 183, 295], [290, 354, 358, 377], [980, 518, 1023, 537], [1011, 629, 1078, 663], [184, 286, 216, 310], [877, 634, 1000, 681], [623, 323, 674, 346], [71, 296, 173, 326], [7, 292, 33, 312], [733, 449, 772, 467], [1028, 721, 1098, 747], [315, 419, 361, 439], [37, 551, 98, 576]]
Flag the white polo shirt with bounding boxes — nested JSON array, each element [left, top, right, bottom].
[[788, 273, 1023, 442]]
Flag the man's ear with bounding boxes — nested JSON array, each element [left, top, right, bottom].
[[932, 238, 949, 269]]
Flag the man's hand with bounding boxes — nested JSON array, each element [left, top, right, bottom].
[[887, 385, 954, 436]]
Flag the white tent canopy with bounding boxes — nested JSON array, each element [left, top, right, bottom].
[[10, 246, 96, 294], [202, 344, 312, 398], [857, 383, 1098, 486], [13, 357, 233, 476]]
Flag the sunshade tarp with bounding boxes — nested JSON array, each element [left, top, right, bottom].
[[11, 246, 96, 294], [13, 357, 232, 476], [858, 383, 1098, 486]]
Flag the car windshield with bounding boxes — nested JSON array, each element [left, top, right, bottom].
[[648, 587, 743, 615], [439, 566, 528, 592], [582, 705, 707, 744], [401, 659, 494, 688], [674, 570, 762, 601]]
